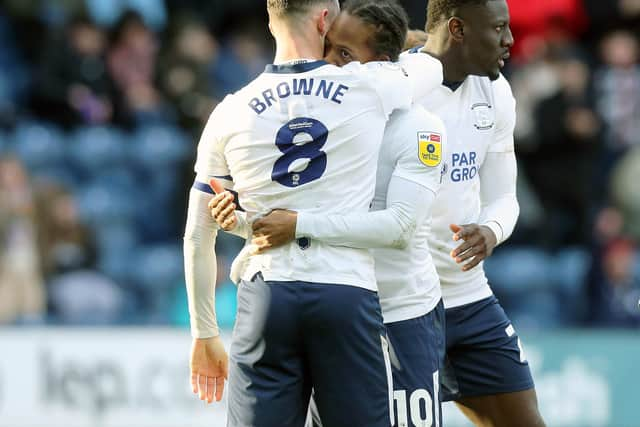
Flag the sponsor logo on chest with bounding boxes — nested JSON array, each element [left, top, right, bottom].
[[450, 151, 478, 182]]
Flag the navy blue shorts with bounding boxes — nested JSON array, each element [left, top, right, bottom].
[[441, 296, 535, 401], [386, 300, 445, 427], [227, 274, 392, 427]]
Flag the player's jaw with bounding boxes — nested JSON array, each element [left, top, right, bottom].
[[488, 49, 511, 80], [324, 12, 384, 66]]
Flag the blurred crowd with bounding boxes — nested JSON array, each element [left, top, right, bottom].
[[0, 0, 638, 329]]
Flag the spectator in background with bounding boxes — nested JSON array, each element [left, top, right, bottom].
[[583, 0, 640, 42], [521, 51, 600, 248], [0, 156, 45, 324], [211, 25, 270, 97], [107, 10, 171, 125], [610, 145, 640, 239], [588, 238, 640, 327], [36, 183, 95, 279], [30, 15, 120, 128], [159, 16, 219, 131], [593, 30, 640, 161]]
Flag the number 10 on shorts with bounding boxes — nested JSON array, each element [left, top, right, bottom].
[[393, 371, 440, 427]]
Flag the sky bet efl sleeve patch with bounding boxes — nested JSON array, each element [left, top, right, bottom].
[[418, 132, 442, 167]]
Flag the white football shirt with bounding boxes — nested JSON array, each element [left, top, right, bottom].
[[402, 51, 518, 308], [195, 60, 412, 291], [372, 106, 445, 323]]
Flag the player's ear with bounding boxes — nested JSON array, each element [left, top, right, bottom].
[[448, 17, 465, 42], [375, 54, 391, 62], [317, 8, 331, 36]]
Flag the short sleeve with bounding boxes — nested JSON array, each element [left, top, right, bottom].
[[387, 106, 446, 194], [343, 61, 412, 118], [489, 75, 516, 153], [194, 99, 232, 186]]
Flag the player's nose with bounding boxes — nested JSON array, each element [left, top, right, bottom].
[[502, 26, 514, 48]]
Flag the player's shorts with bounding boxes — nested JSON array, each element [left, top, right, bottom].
[[227, 273, 392, 427], [441, 295, 535, 401], [306, 301, 446, 427], [386, 300, 445, 427]]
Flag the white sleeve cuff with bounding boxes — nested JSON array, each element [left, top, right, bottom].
[[295, 212, 311, 239], [482, 221, 504, 246]]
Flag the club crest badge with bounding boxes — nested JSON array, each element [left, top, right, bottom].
[[471, 102, 494, 130]]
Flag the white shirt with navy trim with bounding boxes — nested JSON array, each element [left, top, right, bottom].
[[373, 105, 446, 323], [194, 59, 412, 290], [401, 50, 518, 308]]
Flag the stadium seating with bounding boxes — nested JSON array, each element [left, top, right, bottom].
[[509, 291, 564, 330], [552, 247, 591, 323], [131, 124, 192, 168], [68, 126, 128, 177], [48, 270, 127, 325], [75, 179, 138, 225], [11, 121, 66, 171], [0, 131, 7, 153], [486, 247, 567, 326], [128, 243, 184, 322], [485, 246, 554, 292]]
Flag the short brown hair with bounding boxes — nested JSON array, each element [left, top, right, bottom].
[[426, 0, 489, 33], [267, 0, 337, 18]]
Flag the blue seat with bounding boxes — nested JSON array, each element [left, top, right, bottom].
[[130, 243, 184, 324], [31, 166, 79, 190], [130, 244, 184, 291], [633, 251, 640, 282], [95, 222, 139, 252], [75, 181, 137, 225], [69, 126, 128, 176], [0, 72, 11, 105], [0, 131, 7, 153], [11, 121, 66, 171], [98, 245, 138, 285], [508, 291, 564, 330], [48, 270, 127, 325], [485, 247, 553, 294], [131, 125, 192, 169], [92, 167, 139, 193], [551, 246, 590, 295], [85, 0, 167, 30]]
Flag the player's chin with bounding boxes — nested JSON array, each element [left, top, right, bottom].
[[488, 68, 501, 81]]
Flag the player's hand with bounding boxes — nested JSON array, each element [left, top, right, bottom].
[[449, 223, 497, 272], [251, 209, 297, 254], [208, 192, 237, 231], [190, 336, 229, 404]]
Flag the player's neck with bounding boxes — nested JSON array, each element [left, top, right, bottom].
[[423, 38, 468, 83], [273, 29, 324, 64]]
